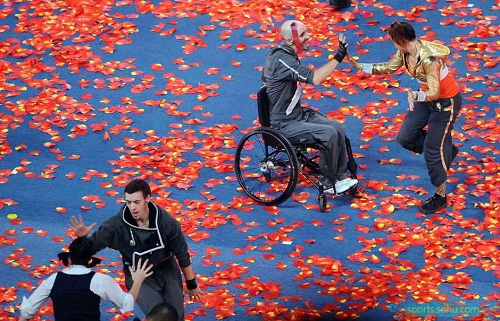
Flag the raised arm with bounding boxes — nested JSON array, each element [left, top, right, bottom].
[[345, 49, 404, 75], [96, 258, 153, 314], [69, 214, 97, 237], [312, 34, 348, 85]]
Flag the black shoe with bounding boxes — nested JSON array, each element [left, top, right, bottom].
[[419, 193, 447, 214]]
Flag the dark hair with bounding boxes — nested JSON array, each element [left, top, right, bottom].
[[57, 237, 102, 268], [124, 179, 151, 198], [146, 302, 179, 321], [388, 21, 416, 46]]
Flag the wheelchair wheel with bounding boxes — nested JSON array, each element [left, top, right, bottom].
[[234, 127, 298, 206]]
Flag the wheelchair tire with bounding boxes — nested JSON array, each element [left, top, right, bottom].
[[234, 127, 299, 206]]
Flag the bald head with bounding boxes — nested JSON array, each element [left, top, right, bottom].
[[280, 20, 305, 41], [279, 20, 309, 53]]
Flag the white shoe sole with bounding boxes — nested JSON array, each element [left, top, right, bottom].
[[325, 178, 358, 195]]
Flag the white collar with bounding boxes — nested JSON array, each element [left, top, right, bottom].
[[62, 265, 92, 275]]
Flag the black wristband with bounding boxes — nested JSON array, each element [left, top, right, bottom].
[[334, 52, 345, 63], [334, 41, 347, 63], [186, 278, 197, 290]]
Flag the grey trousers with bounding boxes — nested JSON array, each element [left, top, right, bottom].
[[272, 109, 347, 184], [126, 257, 184, 320], [396, 93, 462, 187]]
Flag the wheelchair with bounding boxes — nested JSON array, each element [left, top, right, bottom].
[[234, 86, 358, 212]]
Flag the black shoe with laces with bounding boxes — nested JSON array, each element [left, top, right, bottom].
[[419, 193, 447, 214]]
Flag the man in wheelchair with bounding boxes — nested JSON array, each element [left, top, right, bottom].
[[261, 20, 358, 195]]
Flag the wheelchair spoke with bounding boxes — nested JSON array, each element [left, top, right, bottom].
[[234, 128, 298, 206]]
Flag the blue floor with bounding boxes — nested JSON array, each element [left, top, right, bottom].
[[0, 0, 499, 320]]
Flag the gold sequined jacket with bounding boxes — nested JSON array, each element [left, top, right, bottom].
[[353, 40, 457, 101]]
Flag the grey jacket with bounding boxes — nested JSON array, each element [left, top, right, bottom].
[[261, 43, 314, 123], [87, 202, 191, 276]]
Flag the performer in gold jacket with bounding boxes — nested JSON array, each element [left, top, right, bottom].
[[346, 21, 462, 214]]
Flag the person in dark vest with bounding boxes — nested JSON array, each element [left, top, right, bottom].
[[19, 236, 153, 321]]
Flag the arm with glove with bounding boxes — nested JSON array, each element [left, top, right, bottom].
[[312, 34, 348, 85]]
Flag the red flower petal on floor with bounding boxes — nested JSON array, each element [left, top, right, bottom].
[[235, 44, 246, 51]]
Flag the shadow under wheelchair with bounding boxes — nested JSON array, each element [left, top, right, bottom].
[[234, 87, 358, 212]]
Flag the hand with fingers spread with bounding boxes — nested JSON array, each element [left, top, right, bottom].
[[129, 258, 154, 284], [333, 33, 348, 63], [69, 214, 96, 237], [127, 258, 154, 302]]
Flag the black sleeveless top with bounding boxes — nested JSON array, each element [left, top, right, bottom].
[[50, 271, 101, 321]]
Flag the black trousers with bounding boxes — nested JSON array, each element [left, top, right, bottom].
[[396, 92, 462, 187]]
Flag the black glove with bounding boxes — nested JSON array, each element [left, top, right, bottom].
[[334, 39, 348, 63]]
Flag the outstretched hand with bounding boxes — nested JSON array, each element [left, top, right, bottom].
[[334, 33, 348, 63], [338, 34, 347, 51], [69, 214, 96, 237], [344, 51, 357, 68], [129, 258, 154, 284]]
